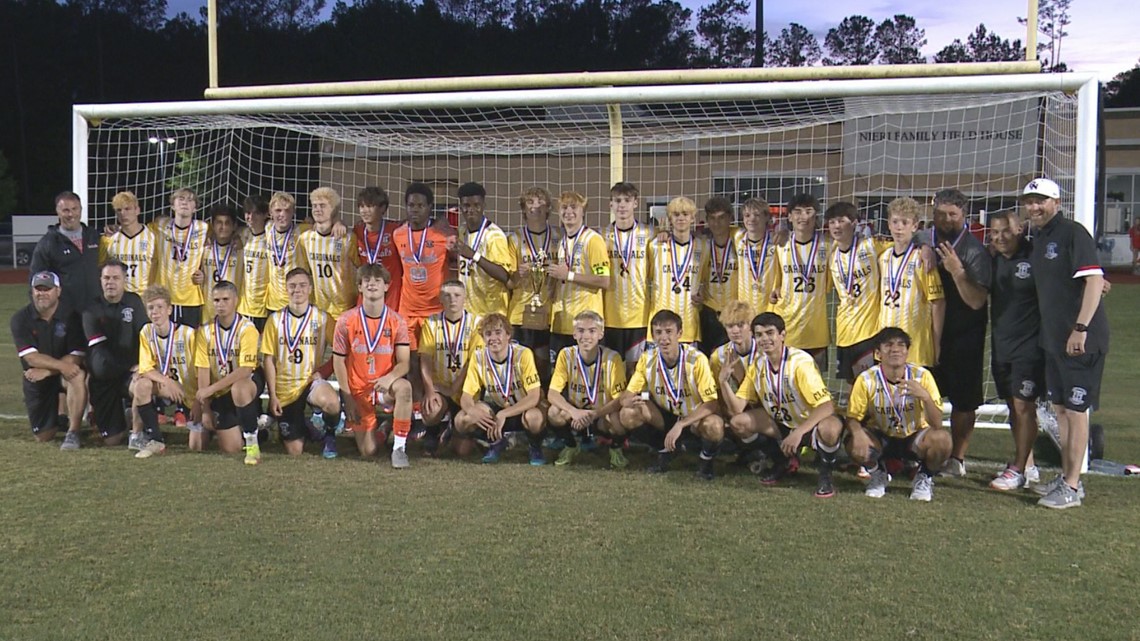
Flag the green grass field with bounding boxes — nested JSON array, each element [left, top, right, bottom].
[[1, 282, 1138, 641]]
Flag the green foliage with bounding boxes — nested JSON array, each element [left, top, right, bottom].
[[767, 22, 821, 67], [165, 149, 212, 198], [1106, 59, 1140, 108], [824, 15, 879, 66], [935, 24, 1024, 63], [1019, 0, 1071, 72], [693, 0, 754, 68], [874, 14, 926, 64]]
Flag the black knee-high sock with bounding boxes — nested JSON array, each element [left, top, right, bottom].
[[700, 438, 721, 460], [865, 446, 882, 470], [758, 435, 783, 461], [556, 425, 577, 447], [237, 401, 260, 439], [527, 428, 545, 449], [323, 409, 341, 437], [137, 402, 164, 443]]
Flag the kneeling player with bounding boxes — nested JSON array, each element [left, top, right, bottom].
[[263, 268, 343, 458], [845, 327, 950, 502], [131, 285, 201, 458], [547, 311, 628, 468], [710, 301, 761, 463], [194, 281, 263, 464], [332, 264, 414, 468], [453, 314, 545, 464], [419, 280, 482, 455], [723, 312, 844, 498], [618, 310, 723, 480]]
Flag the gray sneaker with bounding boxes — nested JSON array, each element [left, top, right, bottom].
[[940, 457, 966, 478], [127, 432, 144, 451], [1032, 474, 1086, 499], [865, 466, 891, 498], [60, 432, 81, 451], [910, 472, 934, 502], [391, 447, 410, 469], [1038, 481, 1082, 509], [135, 440, 166, 459]]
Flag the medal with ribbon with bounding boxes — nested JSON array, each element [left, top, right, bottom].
[[746, 233, 771, 290], [151, 325, 175, 377], [282, 305, 313, 357], [406, 224, 430, 283], [763, 347, 788, 414], [364, 221, 388, 264], [656, 345, 686, 410], [212, 241, 235, 283], [887, 244, 918, 303], [522, 225, 550, 266], [789, 232, 821, 285], [711, 239, 733, 284], [932, 226, 967, 263], [835, 239, 860, 298], [270, 225, 294, 268], [669, 237, 694, 294], [876, 364, 911, 433], [575, 346, 601, 407], [213, 318, 239, 374], [441, 311, 467, 373], [485, 344, 515, 403], [170, 220, 194, 262], [561, 228, 584, 270], [360, 305, 388, 355], [613, 223, 638, 277]]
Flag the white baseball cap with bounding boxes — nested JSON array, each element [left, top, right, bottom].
[[1021, 178, 1061, 200]]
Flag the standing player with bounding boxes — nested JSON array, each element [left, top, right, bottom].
[[619, 310, 723, 480], [200, 205, 244, 323], [603, 182, 653, 372], [353, 187, 403, 311], [735, 197, 779, 318], [548, 191, 610, 361], [454, 182, 514, 317], [332, 264, 414, 468], [930, 189, 992, 478], [100, 190, 157, 295], [131, 284, 200, 458], [846, 327, 951, 501], [10, 271, 87, 447], [153, 188, 210, 328], [771, 194, 830, 372], [507, 187, 556, 377], [299, 187, 358, 320], [194, 281, 263, 463], [826, 201, 884, 384], [645, 197, 709, 346], [419, 281, 483, 455], [547, 311, 628, 468], [264, 192, 310, 316], [238, 195, 271, 332], [699, 197, 739, 354], [454, 314, 546, 465], [987, 211, 1043, 490], [879, 198, 944, 368], [262, 268, 343, 457], [1024, 178, 1109, 509], [723, 312, 845, 497]]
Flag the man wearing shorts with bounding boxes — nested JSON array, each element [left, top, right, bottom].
[[418, 281, 482, 455]]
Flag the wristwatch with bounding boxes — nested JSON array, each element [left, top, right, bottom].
[[1073, 323, 1088, 333]]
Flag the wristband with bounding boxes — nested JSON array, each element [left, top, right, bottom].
[[471, 251, 482, 264], [566, 271, 576, 282], [1074, 323, 1088, 333]]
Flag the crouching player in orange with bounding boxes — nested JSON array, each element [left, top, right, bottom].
[[846, 327, 950, 502], [332, 264, 414, 468], [547, 311, 628, 468], [453, 314, 546, 465], [262, 268, 343, 458]]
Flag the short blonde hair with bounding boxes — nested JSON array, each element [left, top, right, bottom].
[[112, 191, 138, 209], [887, 197, 921, 222], [169, 188, 197, 206], [558, 191, 587, 208], [310, 187, 341, 210], [269, 191, 296, 211], [573, 310, 604, 326], [142, 284, 172, 306], [666, 196, 697, 218], [718, 300, 754, 327]]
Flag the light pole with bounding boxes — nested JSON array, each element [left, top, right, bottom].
[[149, 135, 176, 194]]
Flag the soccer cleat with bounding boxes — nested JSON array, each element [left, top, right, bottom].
[[482, 439, 508, 464], [646, 451, 674, 474], [608, 447, 629, 470], [864, 466, 890, 498], [173, 410, 187, 428], [244, 443, 261, 466], [391, 447, 410, 469], [940, 457, 966, 478], [528, 445, 547, 466], [1032, 474, 1085, 499], [555, 446, 579, 467], [135, 440, 166, 459], [60, 432, 81, 451], [760, 460, 790, 486], [695, 457, 715, 481], [910, 472, 934, 502], [814, 467, 836, 498], [322, 435, 338, 459], [1025, 464, 1041, 484], [1037, 481, 1082, 509], [990, 466, 1026, 491], [127, 432, 144, 451]]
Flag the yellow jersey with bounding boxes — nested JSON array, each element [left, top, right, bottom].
[[200, 240, 243, 322], [550, 227, 610, 335], [137, 322, 197, 394], [549, 345, 626, 410], [709, 339, 761, 393], [704, 230, 741, 312], [737, 346, 832, 428], [193, 315, 260, 396], [626, 345, 718, 417], [99, 224, 157, 294], [773, 233, 831, 350], [646, 235, 710, 344], [154, 219, 210, 307], [265, 223, 311, 313], [506, 226, 558, 329], [462, 343, 541, 408], [260, 305, 335, 406], [878, 245, 944, 367], [238, 231, 271, 319], [847, 364, 942, 438], [603, 222, 653, 329], [735, 232, 780, 315], [419, 311, 484, 400], [297, 228, 358, 320], [459, 219, 515, 317], [830, 237, 888, 348]]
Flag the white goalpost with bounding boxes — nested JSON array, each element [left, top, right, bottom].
[[71, 71, 1102, 430]]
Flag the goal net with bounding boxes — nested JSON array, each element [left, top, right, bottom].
[[73, 73, 1099, 427]]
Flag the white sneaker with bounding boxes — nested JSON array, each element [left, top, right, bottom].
[[135, 440, 166, 459], [910, 472, 934, 502], [127, 432, 144, 451], [1025, 464, 1040, 484], [60, 432, 81, 451], [865, 466, 891, 498], [940, 457, 966, 478], [990, 466, 1026, 491]]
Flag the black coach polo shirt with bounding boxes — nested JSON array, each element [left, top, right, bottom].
[[10, 302, 86, 370], [991, 240, 1039, 363], [1029, 213, 1109, 355], [936, 230, 992, 337]]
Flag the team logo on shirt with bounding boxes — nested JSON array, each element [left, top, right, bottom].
[[122, 307, 134, 323], [1045, 242, 1058, 260], [1069, 387, 1087, 406], [55, 322, 67, 337], [1015, 262, 1031, 279], [1019, 379, 1036, 397]]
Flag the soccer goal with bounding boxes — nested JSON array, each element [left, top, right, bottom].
[[72, 71, 1101, 428]]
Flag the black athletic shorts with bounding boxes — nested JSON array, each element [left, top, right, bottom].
[[1044, 351, 1105, 412], [249, 316, 267, 333], [172, 305, 202, 329], [276, 384, 314, 442], [88, 371, 133, 438], [868, 429, 924, 462], [485, 403, 526, 435], [23, 376, 63, 435], [698, 307, 728, 357], [932, 327, 986, 411], [991, 357, 1045, 402], [604, 327, 646, 366], [836, 335, 879, 383], [514, 326, 551, 359], [804, 346, 828, 378], [548, 333, 575, 367], [210, 392, 240, 430]]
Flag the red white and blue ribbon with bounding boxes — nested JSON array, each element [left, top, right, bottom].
[[214, 318, 239, 370], [656, 345, 686, 408], [364, 221, 389, 265], [522, 226, 550, 264], [887, 244, 918, 299], [360, 306, 388, 355], [282, 305, 314, 355], [406, 223, 428, 265], [613, 223, 638, 274], [486, 344, 515, 402], [711, 240, 733, 282], [763, 347, 788, 412], [836, 239, 860, 296], [270, 225, 294, 267], [876, 364, 911, 429], [575, 346, 601, 407], [561, 228, 584, 269], [789, 232, 821, 281], [669, 238, 694, 292], [746, 233, 772, 283], [170, 221, 195, 262], [442, 311, 468, 366], [151, 325, 175, 377], [212, 241, 235, 281]]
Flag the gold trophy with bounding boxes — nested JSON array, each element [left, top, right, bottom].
[[528, 249, 548, 311]]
